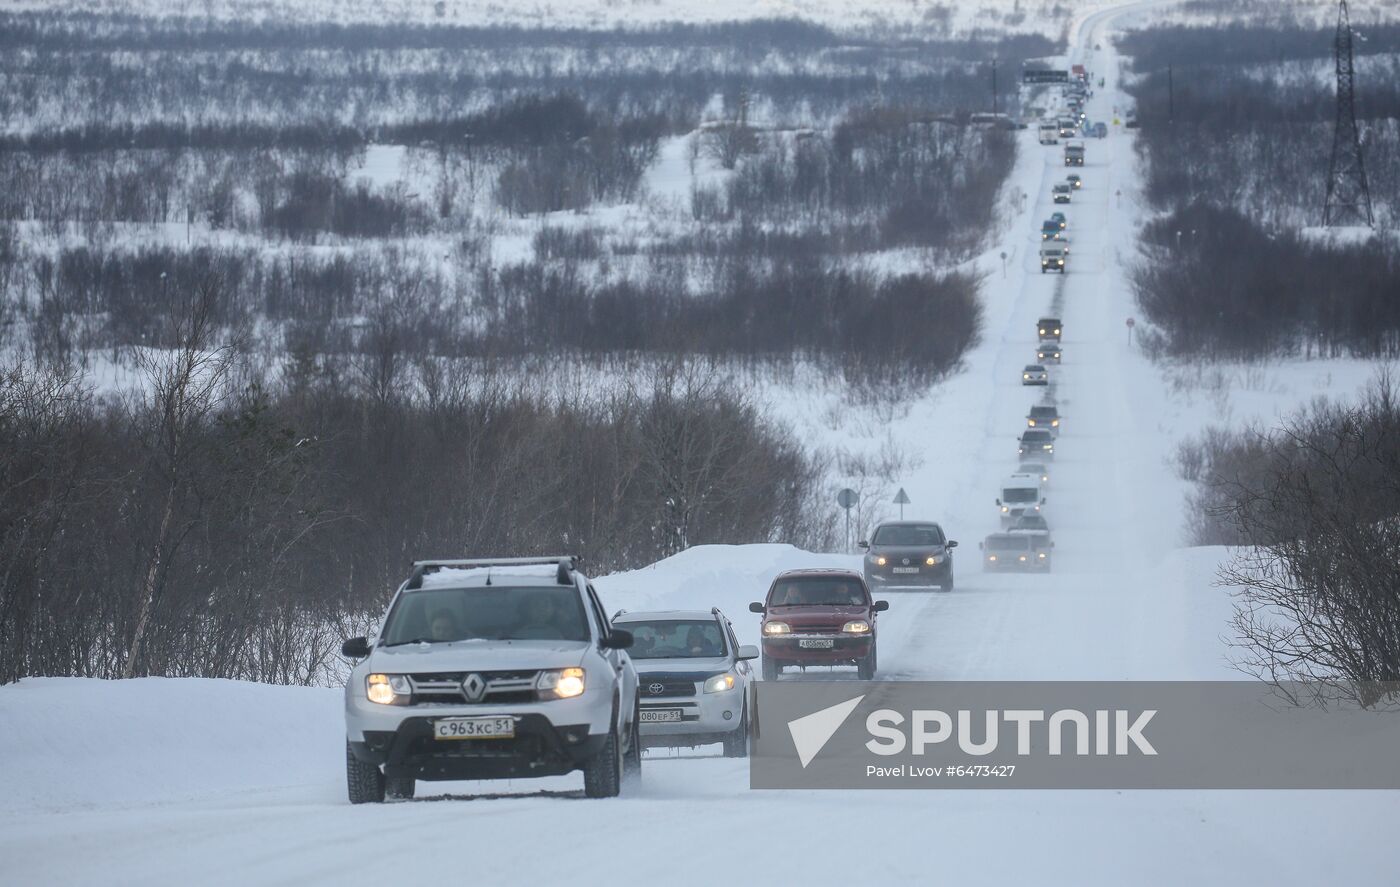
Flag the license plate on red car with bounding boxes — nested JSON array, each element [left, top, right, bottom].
[[799, 638, 835, 649]]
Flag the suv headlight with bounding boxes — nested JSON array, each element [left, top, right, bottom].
[[703, 672, 738, 693], [870, 555, 887, 566], [536, 667, 586, 700], [842, 621, 872, 634], [926, 555, 943, 565], [763, 621, 791, 636], [366, 673, 411, 705]]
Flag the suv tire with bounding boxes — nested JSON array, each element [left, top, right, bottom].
[[583, 725, 623, 798], [346, 742, 385, 804], [386, 776, 416, 800], [857, 645, 877, 680], [722, 702, 749, 758], [761, 656, 780, 681]]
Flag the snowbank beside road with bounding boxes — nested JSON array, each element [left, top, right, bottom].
[[0, 677, 342, 813]]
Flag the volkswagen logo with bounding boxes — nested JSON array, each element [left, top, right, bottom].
[[648, 682, 665, 695], [902, 558, 910, 566], [461, 673, 487, 702]]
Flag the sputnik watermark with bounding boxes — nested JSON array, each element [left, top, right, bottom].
[[864, 707, 1156, 757], [752, 682, 1400, 789]]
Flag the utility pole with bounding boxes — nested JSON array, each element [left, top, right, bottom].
[[1324, 0, 1374, 227], [1167, 64, 1174, 122], [992, 58, 999, 115]]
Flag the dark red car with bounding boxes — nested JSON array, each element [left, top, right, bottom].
[[749, 569, 888, 681]]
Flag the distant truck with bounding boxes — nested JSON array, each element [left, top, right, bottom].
[[1039, 122, 1059, 145], [1064, 142, 1085, 166], [998, 473, 1045, 527], [1039, 245, 1067, 273]]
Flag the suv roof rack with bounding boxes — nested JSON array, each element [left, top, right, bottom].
[[405, 556, 579, 590]]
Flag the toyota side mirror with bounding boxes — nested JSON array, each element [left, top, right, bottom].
[[342, 637, 371, 659], [857, 540, 869, 549], [749, 602, 766, 614], [1041, 497, 1047, 504], [603, 628, 634, 650], [873, 600, 890, 612], [946, 540, 958, 549], [978, 541, 984, 550], [995, 498, 1002, 506], [737, 644, 760, 661]]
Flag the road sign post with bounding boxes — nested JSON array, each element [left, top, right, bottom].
[[837, 488, 860, 552], [1126, 316, 1136, 347], [893, 488, 911, 520]]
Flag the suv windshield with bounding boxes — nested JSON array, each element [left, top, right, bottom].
[[872, 525, 943, 546], [1030, 407, 1058, 419], [622, 620, 727, 659], [768, 578, 869, 607], [1002, 488, 1039, 503], [987, 536, 1031, 551], [381, 586, 589, 644]]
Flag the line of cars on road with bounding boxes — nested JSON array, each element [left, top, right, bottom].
[[995, 313, 1063, 572]]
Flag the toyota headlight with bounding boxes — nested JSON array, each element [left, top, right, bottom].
[[842, 620, 871, 634], [763, 621, 791, 636], [366, 673, 411, 705], [536, 667, 586, 700], [1001, 505, 1009, 513], [703, 672, 737, 693]]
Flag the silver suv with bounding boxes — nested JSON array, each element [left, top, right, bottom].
[[341, 557, 640, 802], [611, 608, 757, 757]]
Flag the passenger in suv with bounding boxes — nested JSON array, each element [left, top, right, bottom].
[[860, 521, 958, 591], [611, 608, 757, 758], [750, 569, 888, 681], [341, 557, 641, 803]]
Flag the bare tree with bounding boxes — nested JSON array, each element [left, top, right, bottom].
[[1209, 374, 1400, 706], [122, 276, 238, 678]]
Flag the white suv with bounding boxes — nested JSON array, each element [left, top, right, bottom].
[[342, 557, 640, 802], [610, 608, 757, 757]]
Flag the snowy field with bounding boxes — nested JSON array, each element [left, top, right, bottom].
[[3, 1, 1399, 884], [0, 0, 1097, 38]]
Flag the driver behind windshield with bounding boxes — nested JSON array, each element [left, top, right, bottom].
[[516, 594, 564, 640]]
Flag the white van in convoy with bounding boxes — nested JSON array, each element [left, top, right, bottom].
[[997, 472, 1046, 527]]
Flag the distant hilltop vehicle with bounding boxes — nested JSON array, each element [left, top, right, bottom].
[[1064, 142, 1085, 166]]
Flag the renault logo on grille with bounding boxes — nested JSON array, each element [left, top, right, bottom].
[[461, 673, 487, 702], [648, 682, 665, 695]]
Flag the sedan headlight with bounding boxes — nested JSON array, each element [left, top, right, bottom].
[[1023, 373, 1031, 380], [366, 673, 411, 705], [842, 620, 871, 634], [763, 621, 791, 636], [703, 672, 738, 693], [536, 667, 586, 700]]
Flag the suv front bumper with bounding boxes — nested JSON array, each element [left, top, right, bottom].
[[762, 634, 873, 665], [348, 713, 607, 781], [637, 683, 746, 746]]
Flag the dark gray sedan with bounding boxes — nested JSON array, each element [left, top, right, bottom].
[[859, 521, 959, 592]]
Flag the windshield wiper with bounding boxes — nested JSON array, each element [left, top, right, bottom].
[[383, 637, 440, 647]]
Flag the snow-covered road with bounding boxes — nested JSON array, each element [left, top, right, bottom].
[[3, 4, 1397, 885]]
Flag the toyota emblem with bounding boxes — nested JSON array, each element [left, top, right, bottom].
[[461, 673, 487, 702], [648, 682, 665, 695]]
